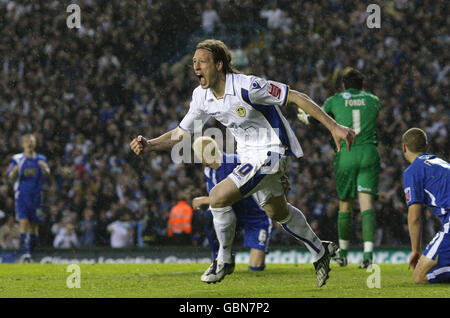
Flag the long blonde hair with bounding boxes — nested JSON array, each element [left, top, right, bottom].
[[196, 39, 239, 75]]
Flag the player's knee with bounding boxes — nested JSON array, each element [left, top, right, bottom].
[[263, 207, 276, 220], [412, 270, 428, 284], [18, 218, 30, 231], [263, 198, 289, 222], [339, 199, 354, 212]]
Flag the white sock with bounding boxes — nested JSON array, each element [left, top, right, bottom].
[[279, 204, 324, 262], [364, 241, 374, 253], [339, 240, 349, 250], [211, 206, 236, 264]]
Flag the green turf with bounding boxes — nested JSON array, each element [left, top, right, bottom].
[[0, 264, 448, 298]]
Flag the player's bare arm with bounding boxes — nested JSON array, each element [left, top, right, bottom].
[[407, 203, 422, 269], [192, 196, 210, 210], [38, 160, 50, 177], [288, 90, 356, 152], [130, 127, 187, 155], [7, 165, 19, 180]]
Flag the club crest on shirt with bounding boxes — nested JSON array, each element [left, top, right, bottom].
[[404, 187, 411, 203], [236, 106, 246, 117]]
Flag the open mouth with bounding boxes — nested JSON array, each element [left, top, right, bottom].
[[196, 74, 206, 86]]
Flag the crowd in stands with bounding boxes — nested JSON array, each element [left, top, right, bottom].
[[0, 0, 447, 251]]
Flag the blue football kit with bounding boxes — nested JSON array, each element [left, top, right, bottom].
[[202, 153, 272, 270], [7, 153, 47, 224], [403, 153, 450, 283], [6, 152, 48, 258]]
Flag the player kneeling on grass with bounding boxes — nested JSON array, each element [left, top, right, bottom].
[[192, 136, 272, 272], [402, 128, 450, 284]]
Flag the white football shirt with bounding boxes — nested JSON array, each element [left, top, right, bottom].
[[179, 73, 303, 162]]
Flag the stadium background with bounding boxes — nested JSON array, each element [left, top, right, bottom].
[[0, 0, 447, 261]]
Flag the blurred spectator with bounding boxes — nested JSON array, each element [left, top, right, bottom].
[[134, 209, 147, 248], [53, 223, 79, 249], [260, 1, 286, 30], [167, 191, 194, 245], [95, 210, 111, 247], [107, 209, 134, 248], [0, 215, 20, 249], [202, 0, 220, 34], [39, 206, 61, 247], [79, 208, 96, 247]]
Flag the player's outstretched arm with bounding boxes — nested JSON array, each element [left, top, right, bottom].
[[38, 161, 51, 177], [288, 90, 356, 152], [6, 165, 19, 180], [407, 203, 422, 269], [192, 196, 210, 210], [130, 127, 187, 155]]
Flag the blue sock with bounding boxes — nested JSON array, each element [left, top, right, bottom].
[[249, 265, 266, 271], [29, 234, 38, 254], [19, 233, 30, 254]]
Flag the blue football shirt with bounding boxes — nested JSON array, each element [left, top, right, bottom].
[[403, 153, 450, 226], [7, 153, 47, 197]]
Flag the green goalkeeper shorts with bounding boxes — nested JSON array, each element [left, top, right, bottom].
[[333, 144, 380, 200]]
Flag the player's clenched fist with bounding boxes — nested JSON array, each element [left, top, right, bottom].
[[192, 196, 209, 210], [130, 135, 149, 155]]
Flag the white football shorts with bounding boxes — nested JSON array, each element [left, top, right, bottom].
[[228, 152, 289, 207]]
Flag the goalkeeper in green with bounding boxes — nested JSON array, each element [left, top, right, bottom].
[[298, 68, 380, 268]]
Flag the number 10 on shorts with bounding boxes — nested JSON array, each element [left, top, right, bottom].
[[238, 163, 253, 177]]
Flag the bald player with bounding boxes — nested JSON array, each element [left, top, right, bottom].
[[192, 136, 272, 272]]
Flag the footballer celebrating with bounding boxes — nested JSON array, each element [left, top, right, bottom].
[[402, 128, 450, 284], [131, 39, 356, 287], [6, 134, 50, 263]]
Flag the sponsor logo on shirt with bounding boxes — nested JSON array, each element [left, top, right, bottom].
[[342, 92, 351, 99], [252, 81, 262, 89], [404, 187, 411, 203], [357, 185, 372, 192], [268, 83, 281, 99]]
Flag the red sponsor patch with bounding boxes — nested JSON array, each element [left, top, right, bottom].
[[268, 83, 281, 99], [404, 187, 411, 203]]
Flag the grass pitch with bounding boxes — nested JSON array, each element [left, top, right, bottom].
[[0, 263, 448, 298]]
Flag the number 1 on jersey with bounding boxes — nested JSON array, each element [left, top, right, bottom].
[[352, 109, 361, 135]]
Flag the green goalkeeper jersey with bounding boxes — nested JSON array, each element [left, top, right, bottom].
[[323, 88, 380, 147]]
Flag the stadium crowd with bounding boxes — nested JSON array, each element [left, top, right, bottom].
[[0, 0, 448, 250]]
